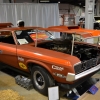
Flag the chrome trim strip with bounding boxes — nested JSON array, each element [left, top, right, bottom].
[[66, 64, 100, 81], [73, 62, 81, 66]]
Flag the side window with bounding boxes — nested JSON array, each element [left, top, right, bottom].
[[15, 30, 33, 45], [0, 31, 15, 44]]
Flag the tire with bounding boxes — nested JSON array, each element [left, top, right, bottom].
[[31, 66, 54, 96]]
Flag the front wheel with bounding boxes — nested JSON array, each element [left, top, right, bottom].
[[31, 66, 54, 95]]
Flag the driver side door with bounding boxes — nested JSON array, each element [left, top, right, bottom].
[[0, 31, 18, 68]]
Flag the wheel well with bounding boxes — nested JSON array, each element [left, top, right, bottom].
[[27, 62, 54, 82]]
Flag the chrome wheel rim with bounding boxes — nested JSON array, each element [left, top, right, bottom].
[[33, 71, 45, 89]]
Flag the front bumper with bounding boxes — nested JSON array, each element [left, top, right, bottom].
[[58, 70, 99, 91], [66, 64, 100, 82]]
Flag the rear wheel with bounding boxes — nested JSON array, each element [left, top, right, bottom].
[[31, 66, 54, 95]]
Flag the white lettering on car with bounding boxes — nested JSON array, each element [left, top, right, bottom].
[[18, 57, 24, 62], [52, 65, 64, 71]]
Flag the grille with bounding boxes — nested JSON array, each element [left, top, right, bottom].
[[97, 56, 100, 64], [74, 58, 97, 74]]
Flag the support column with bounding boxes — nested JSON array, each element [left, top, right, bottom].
[[96, 0, 100, 16], [85, 0, 95, 29]]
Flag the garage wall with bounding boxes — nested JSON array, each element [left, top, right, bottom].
[[59, 4, 85, 16], [59, 4, 85, 25]]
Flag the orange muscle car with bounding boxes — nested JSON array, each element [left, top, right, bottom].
[[0, 23, 13, 29], [0, 26, 100, 96], [46, 25, 100, 44]]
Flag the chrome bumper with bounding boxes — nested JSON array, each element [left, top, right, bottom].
[[66, 64, 100, 82]]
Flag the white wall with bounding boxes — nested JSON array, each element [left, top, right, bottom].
[[59, 4, 85, 25], [0, 0, 3, 3], [0, 3, 59, 26]]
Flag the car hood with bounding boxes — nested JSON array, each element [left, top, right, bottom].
[[17, 44, 81, 67]]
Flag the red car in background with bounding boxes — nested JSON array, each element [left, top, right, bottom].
[[0, 23, 13, 29]]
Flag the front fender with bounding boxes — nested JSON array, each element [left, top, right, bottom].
[[26, 60, 52, 75]]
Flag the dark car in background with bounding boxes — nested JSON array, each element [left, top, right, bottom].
[[78, 16, 100, 29]]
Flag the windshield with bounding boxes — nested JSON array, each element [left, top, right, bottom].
[[15, 29, 53, 45], [15, 29, 100, 45], [60, 32, 100, 45], [73, 33, 100, 45], [84, 37, 100, 45], [60, 32, 83, 41]]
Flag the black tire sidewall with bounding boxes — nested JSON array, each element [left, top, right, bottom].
[[31, 66, 51, 95]]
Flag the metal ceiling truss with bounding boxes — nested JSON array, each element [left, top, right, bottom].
[[40, 0, 98, 7]]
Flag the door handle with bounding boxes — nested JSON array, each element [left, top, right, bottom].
[[0, 50, 3, 54]]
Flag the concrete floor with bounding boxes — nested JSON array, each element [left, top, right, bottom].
[[0, 71, 67, 100], [0, 70, 100, 100]]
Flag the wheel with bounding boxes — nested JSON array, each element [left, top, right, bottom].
[[31, 66, 54, 95]]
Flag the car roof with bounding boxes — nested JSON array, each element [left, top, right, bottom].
[[0, 23, 13, 29], [38, 25, 81, 32], [0, 26, 99, 38], [38, 27, 100, 38], [48, 25, 81, 30], [70, 29, 100, 37], [0, 26, 42, 31], [0, 23, 13, 26]]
